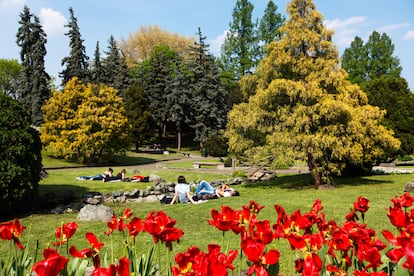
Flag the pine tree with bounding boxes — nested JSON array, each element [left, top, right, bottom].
[[225, 0, 400, 186], [139, 45, 175, 138], [102, 35, 131, 97], [16, 6, 50, 126], [124, 80, 156, 151], [90, 41, 104, 84], [342, 31, 402, 84], [188, 28, 227, 148], [60, 7, 89, 86], [219, 0, 259, 80], [167, 53, 192, 151], [258, 0, 285, 57]]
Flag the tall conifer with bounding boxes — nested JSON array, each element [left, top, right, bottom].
[[60, 7, 89, 86], [16, 6, 50, 126]]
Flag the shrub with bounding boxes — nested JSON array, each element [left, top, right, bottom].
[[204, 134, 228, 157], [0, 93, 42, 218]]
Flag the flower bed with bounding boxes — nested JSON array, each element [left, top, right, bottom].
[[1, 193, 414, 275]]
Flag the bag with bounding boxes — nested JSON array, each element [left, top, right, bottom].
[[160, 195, 173, 204]]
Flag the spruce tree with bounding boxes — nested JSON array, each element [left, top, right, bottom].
[[102, 35, 131, 97], [90, 41, 104, 84], [188, 28, 227, 148], [167, 53, 192, 151], [16, 6, 50, 126], [60, 7, 89, 86]]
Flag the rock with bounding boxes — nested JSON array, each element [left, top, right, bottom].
[[77, 205, 114, 222], [85, 197, 101, 205], [149, 174, 163, 182], [405, 181, 414, 192], [145, 195, 160, 203]]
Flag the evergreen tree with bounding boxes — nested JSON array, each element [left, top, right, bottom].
[[90, 41, 104, 84], [16, 6, 50, 126], [60, 7, 89, 86], [342, 31, 402, 84], [219, 0, 259, 80], [102, 35, 131, 97], [188, 28, 227, 148], [362, 76, 414, 155], [341, 36, 367, 84], [139, 45, 176, 138], [225, 0, 400, 186], [0, 92, 42, 217], [124, 80, 156, 151], [167, 53, 192, 151], [258, 0, 285, 57]]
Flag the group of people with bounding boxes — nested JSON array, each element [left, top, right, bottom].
[[170, 175, 239, 205], [76, 168, 126, 182]]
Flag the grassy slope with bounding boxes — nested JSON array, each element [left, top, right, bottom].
[[6, 152, 414, 274]]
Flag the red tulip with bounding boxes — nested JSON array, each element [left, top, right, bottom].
[[241, 237, 280, 276], [387, 206, 407, 228], [32, 248, 68, 276], [54, 221, 78, 246], [69, 232, 104, 268], [0, 218, 25, 250], [354, 196, 370, 213], [208, 206, 235, 232], [126, 217, 143, 237]]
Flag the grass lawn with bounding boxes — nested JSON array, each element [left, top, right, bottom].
[[4, 153, 414, 274]]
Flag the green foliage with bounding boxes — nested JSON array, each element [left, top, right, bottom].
[[124, 81, 157, 151], [16, 6, 50, 126], [0, 59, 22, 98], [60, 7, 90, 86], [203, 133, 228, 157], [225, 0, 400, 186], [188, 28, 228, 145], [0, 93, 42, 218], [342, 31, 402, 85], [102, 35, 132, 98], [41, 77, 130, 163], [361, 76, 414, 155], [219, 0, 259, 80]]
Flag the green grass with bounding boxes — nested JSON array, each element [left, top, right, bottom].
[[4, 153, 414, 274]]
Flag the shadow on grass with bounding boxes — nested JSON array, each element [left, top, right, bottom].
[[243, 173, 393, 190]]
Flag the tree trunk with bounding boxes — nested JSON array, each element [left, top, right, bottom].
[[307, 152, 322, 187], [177, 121, 181, 152]]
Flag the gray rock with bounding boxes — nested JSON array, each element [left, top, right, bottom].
[[405, 181, 414, 192], [149, 174, 163, 182], [77, 205, 114, 222], [145, 195, 159, 203]]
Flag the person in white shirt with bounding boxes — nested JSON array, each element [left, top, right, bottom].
[[170, 175, 197, 205]]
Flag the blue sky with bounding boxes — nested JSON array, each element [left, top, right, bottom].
[[1, 0, 413, 90]]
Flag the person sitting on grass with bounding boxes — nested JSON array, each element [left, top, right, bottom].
[[170, 175, 198, 205], [103, 169, 126, 182], [195, 180, 239, 198], [76, 168, 113, 181]]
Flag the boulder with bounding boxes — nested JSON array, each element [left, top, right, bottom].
[[77, 205, 114, 222], [405, 181, 414, 192]]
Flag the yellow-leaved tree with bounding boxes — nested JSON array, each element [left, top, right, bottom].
[[41, 77, 130, 162], [225, 0, 400, 186], [119, 25, 194, 67]]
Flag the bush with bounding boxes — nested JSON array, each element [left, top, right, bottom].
[[0, 93, 42, 218], [203, 134, 228, 157]]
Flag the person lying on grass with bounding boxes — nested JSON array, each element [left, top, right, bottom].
[[103, 169, 126, 182], [76, 168, 113, 181], [195, 180, 240, 198]]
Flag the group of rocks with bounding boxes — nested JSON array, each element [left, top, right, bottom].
[[38, 175, 245, 222]]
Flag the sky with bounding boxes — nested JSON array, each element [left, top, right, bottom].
[[1, 0, 413, 90]]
